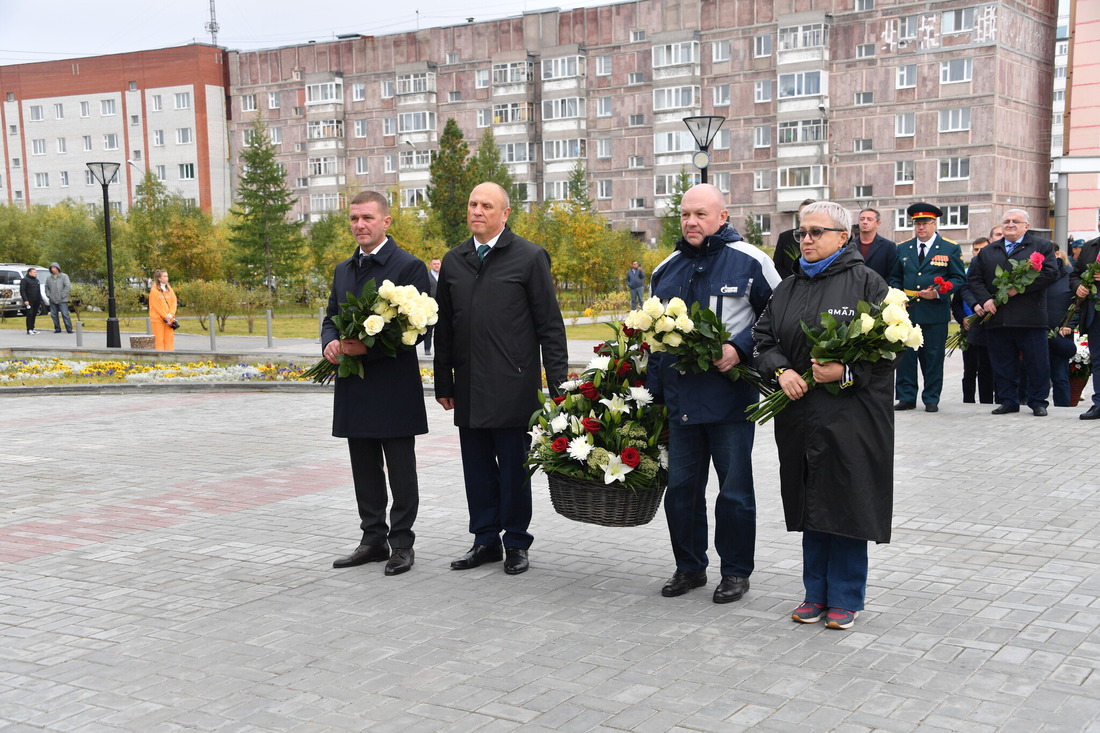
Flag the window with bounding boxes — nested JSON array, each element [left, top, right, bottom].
[[80, 101, 90, 117], [269, 91, 281, 109], [493, 103, 533, 124], [754, 125, 771, 148], [753, 170, 770, 191], [306, 80, 343, 103], [449, 91, 462, 103], [628, 156, 645, 169], [939, 156, 970, 180], [7, 124, 15, 135], [476, 69, 490, 88], [597, 180, 612, 199], [853, 184, 873, 199], [1056, 41, 1069, 56], [652, 42, 698, 68], [713, 85, 730, 106], [754, 81, 772, 103], [85, 170, 96, 185], [897, 64, 917, 89], [29, 105, 43, 121], [778, 119, 826, 144], [654, 130, 695, 154], [82, 135, 93, 151], [940, 58, 973, 84], [1055, 65, 1067, 80], [175, 92, 191, 109], [895, 209, 913, 230], [104, 133, 119, 150], [542, 97, 585, 120], [653, 86, 698, 111], [130, 115, 140, 126], [153, 130, 164, 146], [629, 114, 645, 126], [56, 138, 66, 154], [712, 40, 730, 62], [711, 172, 730, 194], [101, 99, 116, 116], [151, 95, 162, 111], [398, 111, 435, 132], [1052, 134, 1063, 150], [1054, 89, 1065, 103], [778, 71, 822, 98], [545, 181, 571, 201], [655, 173, 699, 195], [446, 51, 460, 64], [476, 109, 491, 128], [778, 165, 827, 188], [543, 56, 584, 80], [354, 156, 369, 175], [178, 163, 195, 180], [939, 107, 971, 132], [754, 35, 772, 58], [543, 138, 587, 161], [629, 198, 646, 210], [13, 190, 22, 202], [383, 118, 396, 136], [293, 177, 307, 188], [597, 98, 612, 118], [942, 205, 969, 227], [308, 156, 339, 176], [242, 94, 257, 112], [713, 129, 730, 149], [899, 15, 918, 40], [628, 72, 645, 85], [895, 160, 915, 184], [631, 30, 647, 42], [1054, 112, 1064, 126], [34, 173, 48, 188], [596, 56, 612, 76], [31, 139, 46, 155], [399, 149, 434, 169], [155, 165, 167, 181], [942, 8, 976, 34], [54, 103, 64, 119], [596, 139, 612, 159], [778, 24, 827, 51], [312, 193, 345, 212], [857, 0, 874, 9], [265, 127, 280, 145], [59, 171, 69, 187], [380, 81, 395, 99], [384, 155, 397, 173], [857, 44, 875, 58], [855, 91, 874, 105], [498, 142, 536, 163], [492, 61, 533, 85], [896, 113, 915, 137], [854, 138, 872, 152]]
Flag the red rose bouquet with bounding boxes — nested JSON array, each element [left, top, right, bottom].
[[947, 251, 1046, 354]]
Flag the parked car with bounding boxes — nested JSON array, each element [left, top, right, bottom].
[[0, 264, 51, 316]]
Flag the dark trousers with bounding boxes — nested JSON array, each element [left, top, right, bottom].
[[458, 426, 533, 549], [347, 436, 418, 548], [25, 302, 40, 332], [1091, 324, 1100, 408], [895, 322, 947, 405], [802, 530, 868, 612], [961, 343, 994, 403], [664, 420, 756, 577], [987, 327, 1050, 409], [423, 325, 433, 354]]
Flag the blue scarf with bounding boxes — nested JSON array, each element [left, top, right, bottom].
[[799, 246, 845, 278]]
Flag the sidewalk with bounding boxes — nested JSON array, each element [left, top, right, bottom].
[[1, 355, 1098, 730]]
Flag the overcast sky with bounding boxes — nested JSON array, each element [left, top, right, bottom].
[[0, 0, 601, 64]]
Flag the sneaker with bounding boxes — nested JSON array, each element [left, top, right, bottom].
[[825, 608, 858, 630], [791, 602, 826, 623], [27, 330, 37, 335]]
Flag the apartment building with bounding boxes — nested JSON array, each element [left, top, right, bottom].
[[0, 44, 231, 216]]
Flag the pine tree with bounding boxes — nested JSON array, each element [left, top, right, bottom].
[[229, 117, 302, 291], [742, 212, 766, 249], [426, 118, 472, 247], [567, 159, 593, 211], [468, 129, 514, 198], [658, 169, 695, 249]]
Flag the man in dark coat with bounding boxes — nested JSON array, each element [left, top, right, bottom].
[[434, 182, 568, 575], [1070, 214, 1100, 419], [423, 257, 440, 355], [854, 208, 897, 283], [322, 190, 430, 576], [19, 267, 43, 335], [771, 198, 815, 280], [888, 203, 966, 412], [951, 237, 994, 404], [967, 208, 1058, 416]]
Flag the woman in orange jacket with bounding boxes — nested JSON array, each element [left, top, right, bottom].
[[148, 269, 178, 351]]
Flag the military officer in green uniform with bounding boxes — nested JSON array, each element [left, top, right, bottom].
[[888, 203, 966, 412]]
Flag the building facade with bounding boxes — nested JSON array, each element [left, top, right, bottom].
[[1063, 0, 1099, 237], [0, 45, 231, 216]]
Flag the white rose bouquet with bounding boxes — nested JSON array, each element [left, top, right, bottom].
[[301, 278, 438, 383], [748, 287, 922, 423]]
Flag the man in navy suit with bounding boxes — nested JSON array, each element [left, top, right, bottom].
[[854, 208, 897, 283]]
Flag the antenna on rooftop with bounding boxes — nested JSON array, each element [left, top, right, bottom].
[[205, 0, 220, 46]]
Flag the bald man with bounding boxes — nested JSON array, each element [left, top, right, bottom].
[[434, 182, 568, 575], [648, 184, 782, 604]]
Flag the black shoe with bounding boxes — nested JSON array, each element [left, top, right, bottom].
[[924, 404, 939, 413], [1081, 405, 1100, 420], [1031, 406, 1048, 417], [661, 570, 707, 597], [991, 404, 1020, 415], [384, 547, 414, 576], [66, 330, 74, 334], [894, 401, 916, 411], [53, 330, 62, 333], [450, 544, 503, 570], [503, 548, 529, 575], [333, 543, 390, 568], [713, 575, 750, 604]]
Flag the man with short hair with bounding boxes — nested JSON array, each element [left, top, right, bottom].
[[323, 190, 430, 576], [19, 267, 42, 335], [626, 260, 646, 309], [952, 237, 994, 403], [649, 184, 781, 604], [435, 182, 568, 575], [424, 257, 441, 355], [772, 199, 815, 280], [889, 203, 966, 412], [44, 263, 73, 334], [1071, 208, 1100, 419], [967, 208, 1058, 416], [854, 208, 897, 282]]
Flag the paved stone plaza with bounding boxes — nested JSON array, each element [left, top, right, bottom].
[[1, 351, 1099, 731]]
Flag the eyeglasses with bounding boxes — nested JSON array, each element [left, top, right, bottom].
[[794, 226, 846, 243], [1002, 219, 1027, 225]]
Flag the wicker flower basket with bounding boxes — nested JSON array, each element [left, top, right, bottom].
[[546, 473, 666, 527]]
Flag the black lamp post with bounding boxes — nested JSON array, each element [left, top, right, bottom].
[[683, 115, 726, 184], [86, 162, 122, 348]]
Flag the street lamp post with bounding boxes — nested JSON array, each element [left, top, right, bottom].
[[86, 162, 122, 348], [683, 115, 726, 185]]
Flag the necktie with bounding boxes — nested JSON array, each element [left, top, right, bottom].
[[359, 252, 375, 267], [1005, 241, 1015, 256], [918, 242, 926, 260], [477, 244, 490, 261]]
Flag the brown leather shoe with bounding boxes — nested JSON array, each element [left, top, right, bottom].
[[332, 544, 390, 568]]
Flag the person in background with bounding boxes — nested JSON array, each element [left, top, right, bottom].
[[854, 208, 897, 283], [1071, 209, 1100, 420], [1043, 250, 1076, 407], [44, 263, 73, 334], [424, 257, 441, 356], [772, 199, 816, 280], [19, 267, 43, 335], [626, 260, 646, 309], [952, 238, 994, 404], [148, 269, 177, 351]]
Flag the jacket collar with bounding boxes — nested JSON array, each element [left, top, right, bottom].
[[675, 223, 742, 258]]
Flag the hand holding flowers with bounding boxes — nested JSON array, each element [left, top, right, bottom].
[[1052, 258, 1100, 337], [946, 251, 1045, 354]]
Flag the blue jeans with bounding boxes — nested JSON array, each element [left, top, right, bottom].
[[50, 302, 72, 332], [664, 420, 756, 577], [802, 530, 868, 612], [630, 287, 644, 309]]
